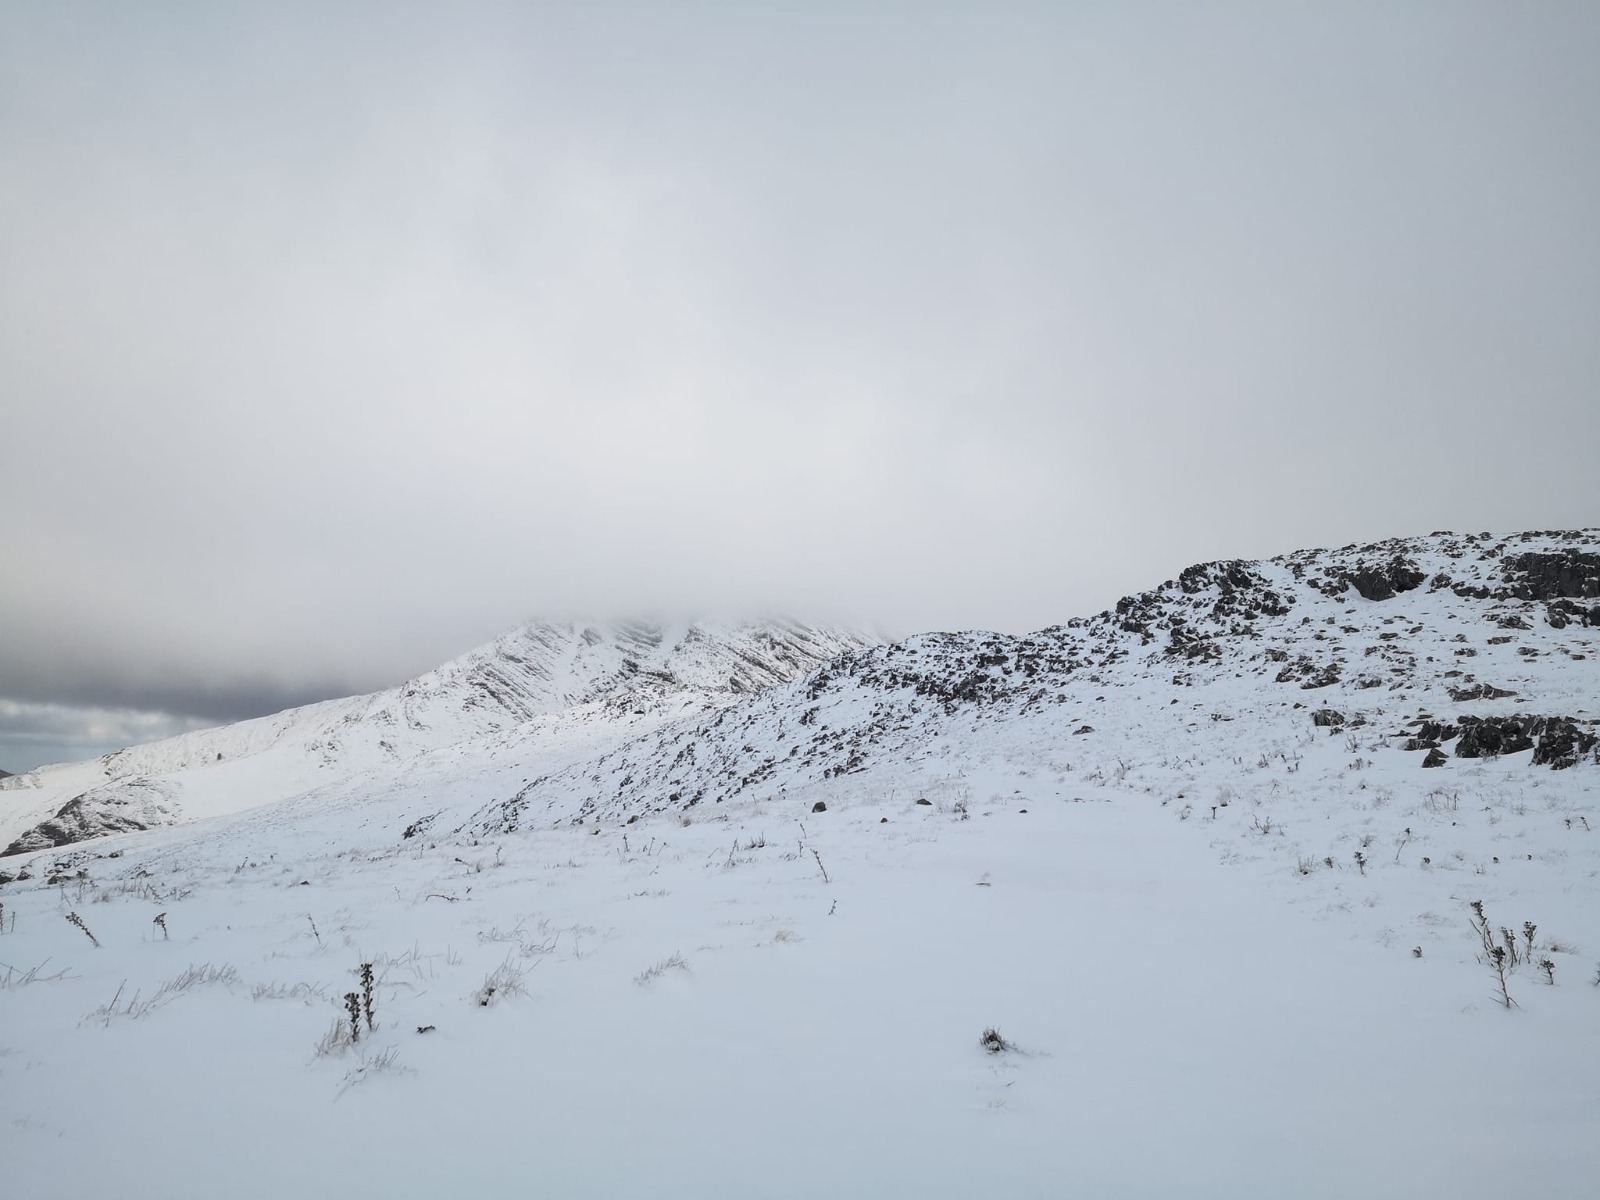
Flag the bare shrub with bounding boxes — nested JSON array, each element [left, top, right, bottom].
[[65, 912, 100, 947], [252, 981, 328, 1004], [475, 954, 531, 1007], [0, 958, 72, 989], [314, 1015, 356, 1058], [85, 963, 239, 1026], [336, 1047, 410, 1100], [634, 953, 689, 986]]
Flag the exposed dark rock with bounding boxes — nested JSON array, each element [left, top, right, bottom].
[[401, 813, 440, 840], [4, 796, 148, 857], [1300, 663, 1342, 689], [1453, 714, 1598, 768], [1530, 719, 1599, 770], [811, 801, 827, 813], [1340, 558, 1427, 602], [1178, 560, 1262, 597], [1499, 550, 1600, 602], [1, 779, 176, 857], [1456, 717, 1535, 758], [1422, 748, 1448, 768], [1448, 683, 1517, 702], [915, 798, 931, 805], [1311, 709, 1345, 728], [1172, 560, 1293, 622], [1546, 599, 1600, 629]]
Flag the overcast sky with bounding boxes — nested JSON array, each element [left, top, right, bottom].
[[3, 2, 1597, 771]]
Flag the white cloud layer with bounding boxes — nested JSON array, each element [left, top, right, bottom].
[[3, 3, 1597, 768]]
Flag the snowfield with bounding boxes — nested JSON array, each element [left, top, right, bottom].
[[2, 530, 1597, 1197]]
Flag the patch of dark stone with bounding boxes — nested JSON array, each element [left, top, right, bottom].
[[1401, 714, 1599, 770], [1340, 557, 1428, 602]]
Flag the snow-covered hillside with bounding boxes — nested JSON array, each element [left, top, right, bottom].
[[0, 619, 876, 856], [2, 530, 1596, 1198], [453, 529, 1599, 836]]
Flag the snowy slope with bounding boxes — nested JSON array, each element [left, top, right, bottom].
[[1, 529, 1597, 1198], [455, 529, 1600, 836], [0, 619, 876, 855]]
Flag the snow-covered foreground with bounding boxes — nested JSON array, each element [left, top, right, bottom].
[[3, 750, 1596, 1198], [4, 530, 1598, 1196]]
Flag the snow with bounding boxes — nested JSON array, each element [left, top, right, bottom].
[[2, 530, 1597, 1196], [0, 618, 876, 854]]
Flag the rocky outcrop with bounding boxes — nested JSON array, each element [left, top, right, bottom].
[[1491, 550, 1600, 629], [1447, 682, 1517, 702], [1530, 718, 1600, 770], [1340, 558, 1428, 602], [2, 778, 177, 857], [1545, 599, 1600, 629], [1446, 715, 1599, 768], [1499, 550, 1600, 602]]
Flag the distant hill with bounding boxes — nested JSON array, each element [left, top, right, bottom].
[[0, 619, 879, 855]]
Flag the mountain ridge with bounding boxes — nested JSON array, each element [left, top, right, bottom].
[[4, 528, 1595, 861], [0, 618, 877, 856], [459, 528, 1598, 837]]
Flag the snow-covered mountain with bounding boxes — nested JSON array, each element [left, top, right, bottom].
[[456, 529, 1599, 836], [4, 529, 1598, 1197], [0, 619, 877, 856], [8, 532, 1598, 860]]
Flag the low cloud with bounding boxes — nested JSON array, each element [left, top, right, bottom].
[[0, 698, 216, 774], [3, 5, 1597, 768]]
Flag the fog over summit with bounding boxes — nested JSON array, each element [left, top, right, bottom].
[[3, 4, 1597, 769]]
